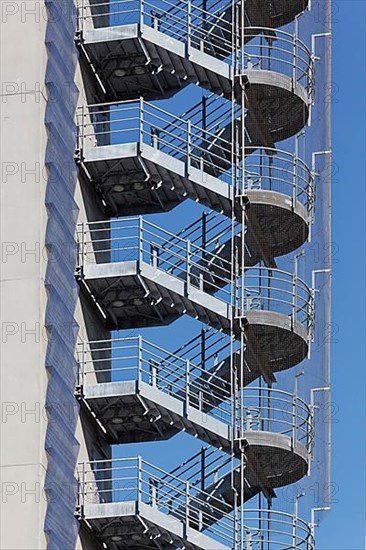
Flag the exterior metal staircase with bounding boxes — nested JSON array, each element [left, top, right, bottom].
[[76, 216, 313, 368], [76, 0, 312, 105], [76, 455, 314, 549], [76, 99, 314, 259], [77, 335, 313, 495], [74, 0, 322, 548]]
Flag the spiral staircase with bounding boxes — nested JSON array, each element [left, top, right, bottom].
[[74, 0, 318, 548]]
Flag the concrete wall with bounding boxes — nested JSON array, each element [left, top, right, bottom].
[[1, 0, 136, 547], [0, 2, 49, 548], [0, 1, 102, 547]]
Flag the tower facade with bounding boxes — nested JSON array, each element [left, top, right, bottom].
[[0, 0, 332, 549]]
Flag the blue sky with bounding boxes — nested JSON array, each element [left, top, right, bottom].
[[315, 1, 366, 548]]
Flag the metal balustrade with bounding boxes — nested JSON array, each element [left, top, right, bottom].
[[238, 508, 314, 549], [165, 446, 234, 490], [237, 386, 313, 448], [157, 448, 315, 548], [77, 0, 233, 58], [172, 211, 235, 253], [172, 325, 234, 367], [244, 146, 314, 214], [77, 457, 314, 549], [76, 0, 313, 95], [77, 99, 314, 213], [78, 457, 235, 547], [77, 336, 314, 450], [76, 217, 314, 330], [175, 93, 238, 137], [77, 99, 235, 186], [240, 27, 314, 95], [77, 335, 233, 424]]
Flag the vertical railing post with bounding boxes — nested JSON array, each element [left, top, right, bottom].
[[293, 495, 299, 548], [200, 447, 205, 491], [185, 360, 190, 411], [79, 0, 84, 36], [187, 119, 191, 174], [138, 335, 142, 385], [140, 0, 144, 28], [80, 103, 85, 151], [293, 137, 299, 208], [137, 457, 142, 506], [309, 401, 315, 457], [309, 168, 315, 228], [186, 240, 191, 287], [185, 481, 190, 535], [310, 51, 315, 101], [293, 371, 303, 449], [151, 478, 158, 507], [309, 285, 314, 343], [292, 19, 298, 84], [80, 339, 87, 388], [139, 97, 143, 151], [151, 245, 158, 267], [292, 259, 298, 328], [80, 221, 86, 273], [201, 96, 207, 173], [187, 0, 191, 51], [199, 389, 203, 411], [292, 388, 297, 450], [138, 216, 143, 267], [81, 461, 86, 510], [292, 33, 297, 84], [150, 360, 157, 388]]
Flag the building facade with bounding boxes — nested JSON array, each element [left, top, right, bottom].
[[0, 0, 331, 548]]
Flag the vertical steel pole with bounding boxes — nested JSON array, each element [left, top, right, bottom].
[[293, 495, 299, 548], [200, 447, 205, 491], [185, 481, 190, 535], [186, 239, 191, 287], [82, 461, 86, 510], [140, 0, 144, 28], [137, 457, 142, 507], [81, 339, 87, 388], [187, 0, 191, 51], [139, 97, 143, 150], [138, 335, 142, 385], [138, 216, 143, 267], [202, 95, 207, 168], [187, 119, 191, 174], [81, 103, 85, 151], [80, 221, 86, 274], [185, 359, 190, 410], [293, 18, 299, 84], [292, 377, 298, 449], [292, 257, 298, 328], [293, 135, 299, 209]]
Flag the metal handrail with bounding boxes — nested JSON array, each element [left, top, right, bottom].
[[76, 336, 314, 450], [77, 456, 235, 544], [240, 26, 314, 94], [77, 99, 314, 213], [76, 0, 232, 58], [76, 216, 314, 329], [164, 446, 233, 488], [77, 456, 314, 548], [76, 0, 313, 95]]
